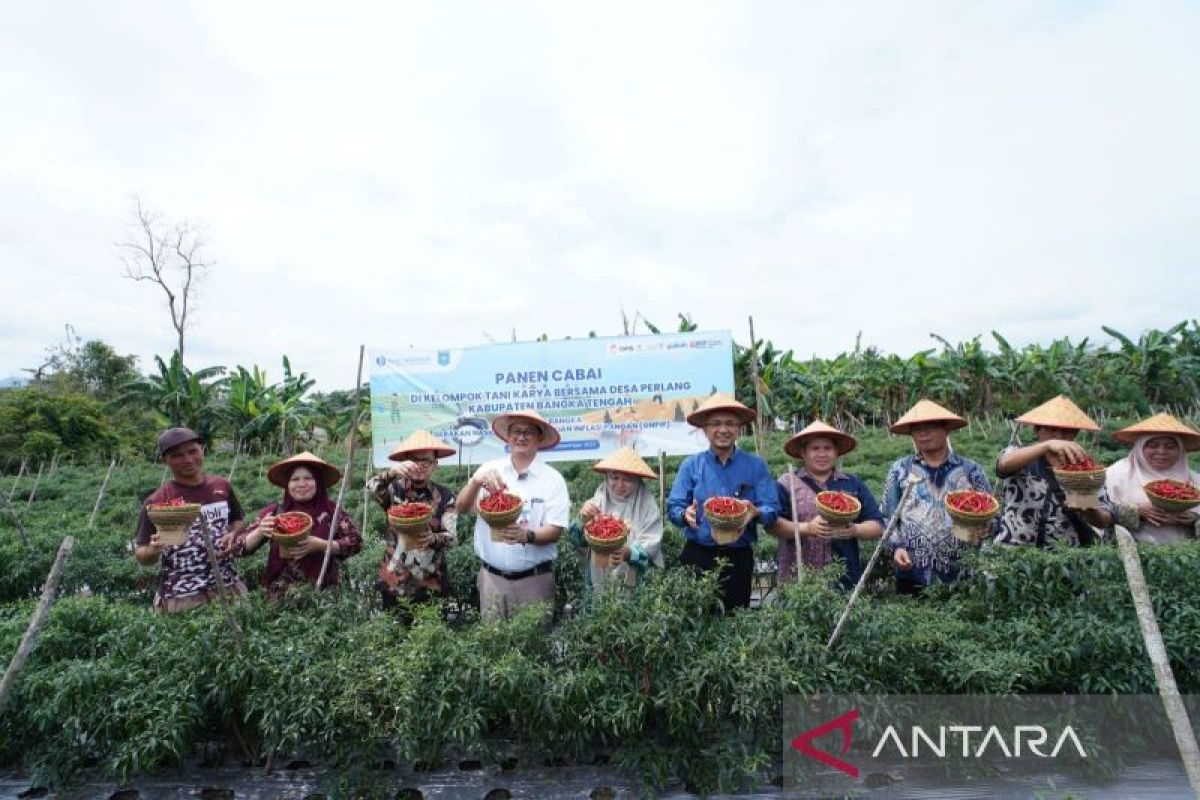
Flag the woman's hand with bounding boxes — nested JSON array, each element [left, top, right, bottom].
[[580, 500, 601, 520], [1137, 502, 1175, 527], [281, 537, 329, 560], [607, 546, 630, 567], [893, 547, 913, 571]]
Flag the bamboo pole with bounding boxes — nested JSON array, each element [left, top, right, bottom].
[[826, 474, 921, 651], [197, 514, 244, 645], [25, 463, 44, 510], [2, 496, 29, 547], [747, 316, 765, 456], [361, 445, 373, 536], [88, 459, 118, 529], [658, 451, 666, 518], [227, 448, 241, 487], [47, 449, 60, 477], [7, 458, 27, 503], [1113, 526, 1200, 795], [790, 466, 804, 583], [317, 346, 366, 588], [0, 536, 73, 712]]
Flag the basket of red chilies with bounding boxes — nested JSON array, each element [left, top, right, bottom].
[[479, 491, 524, 542], [944, 490, 1000, 543], [1052, 456, 1107, 508], [703, 496, 749, 545], [1143, 480, 1200, 514]]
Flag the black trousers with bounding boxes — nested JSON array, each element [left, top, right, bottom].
[[679, 540, 754, 611]]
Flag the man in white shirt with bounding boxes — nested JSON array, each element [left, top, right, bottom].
[[455, 408, 569, 623]]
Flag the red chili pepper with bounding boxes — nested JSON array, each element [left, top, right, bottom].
[[1146, 480, 1200, 501], [480, 492, 522, 513], [389, 501, 432, 518], [1058, 456, 1101, 472], [150, 497, 187, 509], [947, 491, 996, 514], [816, 491, 859, 514], [704, 496, 747, 516], [275, 512, 309, 534], [585, 514, 627, 540]]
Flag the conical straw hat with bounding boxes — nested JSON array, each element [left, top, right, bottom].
[[266, 451, 342, 488], [592, 447, 657, 480], [491, 408, 562, 450], [1113, 413, 1200, 451], [1014, 395, 1099, 431], [685, 392, 756, 427], [388, 429, 456, 462], [784, 420, 857, 458], [889, 399, 968, 435]]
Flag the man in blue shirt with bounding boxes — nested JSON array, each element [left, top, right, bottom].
[[668, 393, 779, 610]]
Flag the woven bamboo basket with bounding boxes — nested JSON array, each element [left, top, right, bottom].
[[944, 491, 1000, 543], [272, 511, 313, 551], [704, 497, 749, 545], [146, 503, 201, 547], [1052, 468, 1106, 509], [1143, 481, 1200, 514], [814, 491, 860, 538], [479, 496, 524, 542]]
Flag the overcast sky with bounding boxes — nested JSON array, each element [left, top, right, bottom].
[[2, 1, 1198, 389]]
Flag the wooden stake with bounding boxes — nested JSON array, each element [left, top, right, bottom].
[[2, 495, 29, 547], [827, 474, 921, 651], [7, 459, 27, 503], [1114, 526, 1200, 794], [790, 467, 803, 583], [47, 449, 60, 477], [227, 449, 241, 486], [25, 463, 44, 510], [88, 459, 118, 529], [658, 451, 666, 518], [0, 536, 74, 712], [198, 514, 244, 646], [317, 346, 366, 588], [747, 316, 765, 456]]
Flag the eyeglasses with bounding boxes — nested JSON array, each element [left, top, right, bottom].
[[508, 428, 540, 440], [704, 420, 742, 430]]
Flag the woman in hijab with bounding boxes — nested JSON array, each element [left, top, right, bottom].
[[1106, 413, 1200, 544], [770, 420, 884, 591], [568, 447, 664, 598], [236, 452, 363, 601]]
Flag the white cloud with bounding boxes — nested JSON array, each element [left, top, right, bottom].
[[1, 1, 1197, 387]]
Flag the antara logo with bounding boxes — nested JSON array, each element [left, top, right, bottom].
[[792, 709, 1089, 779]]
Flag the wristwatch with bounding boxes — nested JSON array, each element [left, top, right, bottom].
[[525, 528, 536, 544]]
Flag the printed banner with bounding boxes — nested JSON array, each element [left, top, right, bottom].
[[368, 331, 734, 467]]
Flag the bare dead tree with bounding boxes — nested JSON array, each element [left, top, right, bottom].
[[118, 197, 210, 365]]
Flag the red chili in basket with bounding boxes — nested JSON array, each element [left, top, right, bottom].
[[480, 492, 522, 512], [389, 501, 432, 518], [150, 497, 187, 509], [704, 497, 746, 515], [816, 491, 858, 513], [274, 513, 309, 534], [1145, 480, 1200, 501], [947, 491, 996, 514], [1058, 456, 1101, 472], [586, 514, 626, 540]]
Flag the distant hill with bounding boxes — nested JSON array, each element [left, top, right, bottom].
[[0, 375, 29, 388]]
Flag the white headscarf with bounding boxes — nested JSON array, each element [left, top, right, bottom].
[[1106, 434, 1200, 543]]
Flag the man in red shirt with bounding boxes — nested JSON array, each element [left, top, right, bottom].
[[134, 428, 247, 613]]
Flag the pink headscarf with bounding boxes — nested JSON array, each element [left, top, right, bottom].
[[1106, 434, 1200, 543]]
